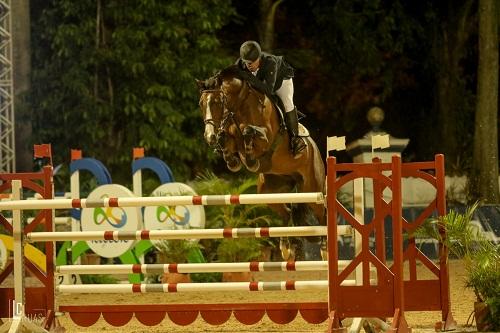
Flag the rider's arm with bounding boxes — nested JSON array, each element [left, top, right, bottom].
[[237, 69, 273, 97], [260, 57, 278, 92], [235, 58, 247, 70]]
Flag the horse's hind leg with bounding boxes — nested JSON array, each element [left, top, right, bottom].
[[263, 202, 296, 260], [289, 203, 323, 260], [296, 152, 326, 259]]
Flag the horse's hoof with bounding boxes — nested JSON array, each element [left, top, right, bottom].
[[246, 159, 260, 172], [287, 247, 296, 261], [280, 247, 295, 261], [320, 248, 328, 261], [226, 159, 242, 172], [280, 238, 294, 261]]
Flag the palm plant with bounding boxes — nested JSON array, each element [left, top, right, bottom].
[[190, 171, 281, 262], [416, 202, 500, 331], [156, 239, 200, 264]]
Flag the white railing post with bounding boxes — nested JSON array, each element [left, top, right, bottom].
[[12, 179, 25, 317]]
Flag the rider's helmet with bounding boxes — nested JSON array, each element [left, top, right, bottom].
[[240, 41, 261, 63]]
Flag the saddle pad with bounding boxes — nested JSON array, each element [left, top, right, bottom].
[[298, 123, 310, 137]]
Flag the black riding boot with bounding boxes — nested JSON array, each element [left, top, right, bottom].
[[284, 108, 306, 156]]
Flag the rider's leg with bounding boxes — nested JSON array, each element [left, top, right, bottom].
[[284, 108, 306, 155], [276, 79, 306, 156]]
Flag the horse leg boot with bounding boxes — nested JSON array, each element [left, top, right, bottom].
[[242, 126, 260, 172], [284, 108, 306, 157]]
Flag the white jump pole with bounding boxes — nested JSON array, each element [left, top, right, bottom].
[[27, 225, 353, 243], [56, 278, 379, 294], [56, 260, 342, 275], [56, 280, 332, 294], [0, 192, 324, 211], [12, 180, 25, 315]]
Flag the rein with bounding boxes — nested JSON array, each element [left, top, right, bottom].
[[220, 81, 251, 140], [200, 79, 286, 165], [223, 81, 285, 162]]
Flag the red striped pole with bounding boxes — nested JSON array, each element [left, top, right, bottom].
[[56, 279, 378, 294], [0, 192, 324, 211], [55, 260, 353, 274], [27, 225, 355, 242]]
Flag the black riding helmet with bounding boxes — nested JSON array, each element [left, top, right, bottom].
[[240, 41, 261, 62]]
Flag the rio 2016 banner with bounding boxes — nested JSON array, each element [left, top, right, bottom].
[[143, 183, 205, 250], [81, 184, 142, 258], [80, 183, 205, 258]]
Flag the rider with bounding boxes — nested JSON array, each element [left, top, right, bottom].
[[236, 40, 306, 156]]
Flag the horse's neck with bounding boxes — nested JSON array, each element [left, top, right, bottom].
[[242, 84, 280, 132]]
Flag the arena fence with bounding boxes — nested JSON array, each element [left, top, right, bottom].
[[0, 155, 455, 333]]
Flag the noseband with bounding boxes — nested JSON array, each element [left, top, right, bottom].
[[200, 87, 246, 145]]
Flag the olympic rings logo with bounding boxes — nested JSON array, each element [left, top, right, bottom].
[[93, 195, 127, 228], [156, 205, 190, 226]]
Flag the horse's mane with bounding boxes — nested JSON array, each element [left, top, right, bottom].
[[218, 65, 243, 81], [200, 65, 241, 91], [221, 65, 273, 95], [202, 65, 275, 106], [203, 75, 220, 89]]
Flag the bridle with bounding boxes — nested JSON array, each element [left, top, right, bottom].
[[199, 78, 284, 164], [199, 84, 249, 147], [199, 89, 223, 128]]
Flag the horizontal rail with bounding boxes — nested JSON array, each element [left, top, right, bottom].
[[56, 260, 337, 274], [27, 225, 353, 242], [0, 192, 324, 211], [56, 280, 347, 293]]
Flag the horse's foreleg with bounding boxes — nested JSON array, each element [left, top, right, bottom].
[[242, 126, 255, 154], [320, 238, 328, 261], [217, 132, 242, 172], [223, 151, 242, 172], [242, 126, 260, 172]]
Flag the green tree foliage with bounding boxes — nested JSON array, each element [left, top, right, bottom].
[[425, 0, 476, 174], [309, 0, 426, 133], [27, 0, 493, 194], [30, 0, 235, 183], [304, 0, 478, 170]]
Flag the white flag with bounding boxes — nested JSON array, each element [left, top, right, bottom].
[[371, 134, 390, 149], [327, 136, 346, 152]]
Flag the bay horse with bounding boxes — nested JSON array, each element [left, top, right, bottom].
[[197, 65, 325, 260]]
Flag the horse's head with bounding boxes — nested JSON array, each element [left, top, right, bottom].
[[218, 65, 245, 97], [196, 76, 225, 147]]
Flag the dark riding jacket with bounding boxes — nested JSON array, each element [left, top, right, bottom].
[[236, 52, 294, 95]]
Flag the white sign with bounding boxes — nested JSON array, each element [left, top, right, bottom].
[[144, 182, 205, 250], [81, 184, 142, 258], [371, 134, 390, 149], [327, 136, 346, 152]]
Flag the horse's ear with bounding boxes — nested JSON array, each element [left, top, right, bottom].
[[195, 79, 206, 91]]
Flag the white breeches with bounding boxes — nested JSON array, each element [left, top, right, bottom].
[[275, 78, 295, 112]]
